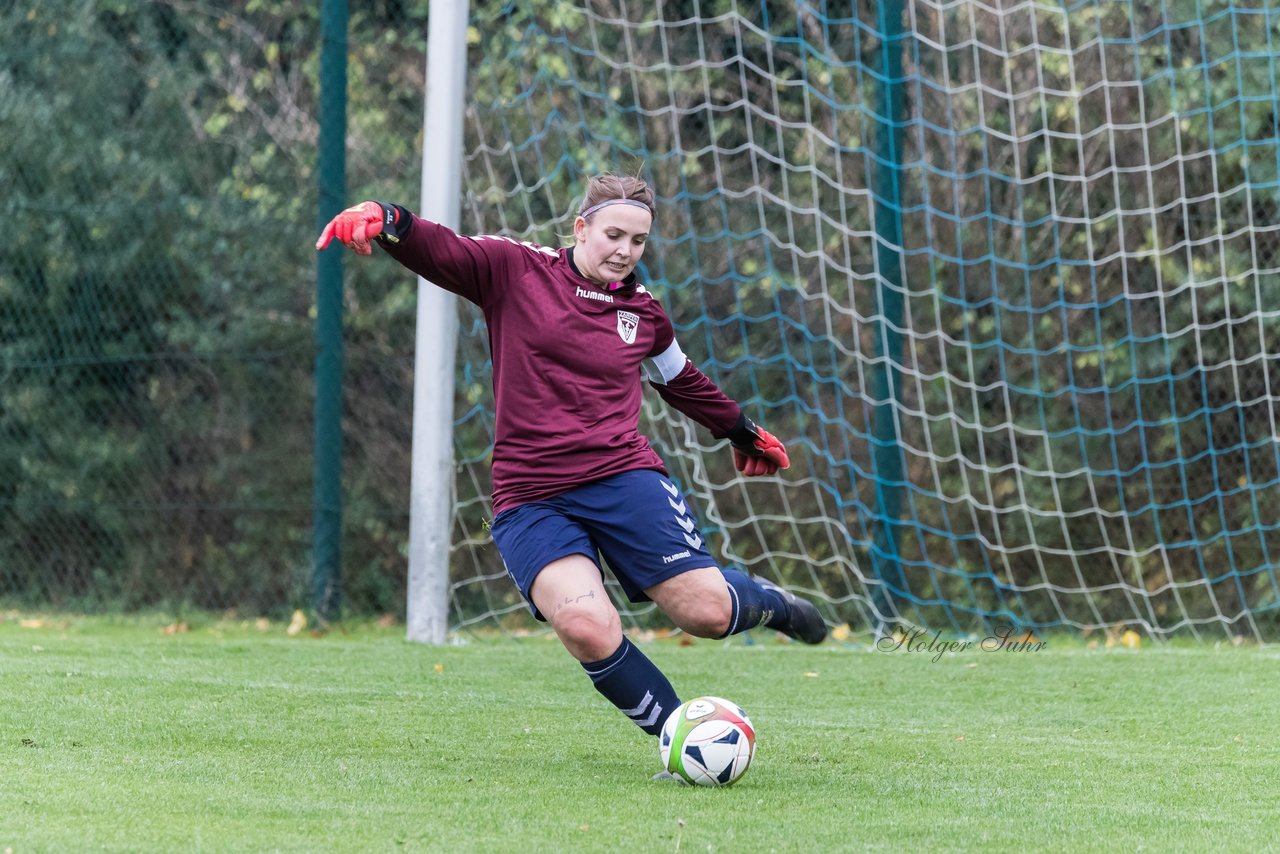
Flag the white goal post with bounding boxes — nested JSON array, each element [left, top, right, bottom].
[[406, 0, 470, 644]]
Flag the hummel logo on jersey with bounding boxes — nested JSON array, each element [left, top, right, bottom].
[[662, 550, 691, 565], [617, 310, 639, 344], [575, 285, 614, 304]]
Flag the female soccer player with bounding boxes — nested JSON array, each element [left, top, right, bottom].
[[316, 175, 827, 744]]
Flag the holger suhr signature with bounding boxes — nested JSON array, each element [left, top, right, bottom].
[[877, 626, 1046, 662]]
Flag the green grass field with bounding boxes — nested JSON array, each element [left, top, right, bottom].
[[3, 613, 1278, 853]]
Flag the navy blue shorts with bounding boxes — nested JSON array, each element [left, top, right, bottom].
[[489, 469, 717, 620]]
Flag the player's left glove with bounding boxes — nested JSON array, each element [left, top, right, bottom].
[[726, 414, 790, 477], [314, 200, 403, 255]]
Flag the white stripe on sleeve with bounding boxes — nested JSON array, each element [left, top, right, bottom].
[[642, 338, 688, 385]]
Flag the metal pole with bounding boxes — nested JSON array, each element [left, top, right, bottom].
[[313, 0, 348, 622], [407, 0, 470, 643], [870, 0, 908, 625]]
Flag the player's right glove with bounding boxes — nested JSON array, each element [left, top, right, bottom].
[[314, 200, 403, 255], [726, 414, 790, 477]]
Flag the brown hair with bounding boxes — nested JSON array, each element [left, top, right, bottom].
[[578, 174, 656, 220]]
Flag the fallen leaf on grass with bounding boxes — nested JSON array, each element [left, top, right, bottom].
[[831, 623, 851, 641], [1104, 626, 1141, 649], [286, 609, 307, 636], [162, 622, 189, 635]]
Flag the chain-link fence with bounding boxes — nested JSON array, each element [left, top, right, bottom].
[[6, 1, 1279, 639], [2, 1, 434, 617]]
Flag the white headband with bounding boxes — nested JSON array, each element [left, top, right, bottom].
[[579, 198, 652, 219]]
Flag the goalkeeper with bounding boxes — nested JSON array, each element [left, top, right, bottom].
[[316, 174, 827, 744]]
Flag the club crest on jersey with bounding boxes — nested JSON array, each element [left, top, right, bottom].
[[616, 310, 639, 344]]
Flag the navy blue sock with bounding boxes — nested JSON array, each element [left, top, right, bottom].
[[719, 568, 791, 636], [581, 637, 680, 736]]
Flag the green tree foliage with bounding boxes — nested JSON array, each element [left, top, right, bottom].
[[2, 1, 325, 609], [3, 0, 1276, 633]]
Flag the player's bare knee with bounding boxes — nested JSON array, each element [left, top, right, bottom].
[[551, 603, 621, 661]]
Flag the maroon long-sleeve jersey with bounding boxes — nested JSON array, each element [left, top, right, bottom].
[[381, 214, 743, 514]]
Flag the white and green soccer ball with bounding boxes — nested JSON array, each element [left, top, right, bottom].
[[658, 696, 756, 787]]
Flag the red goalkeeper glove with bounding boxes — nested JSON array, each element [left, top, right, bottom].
[[726, 414, 790, 477], [314, 201, 402, 255]]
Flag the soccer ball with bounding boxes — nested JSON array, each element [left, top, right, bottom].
[[659, 696, 756, 786]]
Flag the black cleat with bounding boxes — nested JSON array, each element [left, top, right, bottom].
[[758, 578, 828, 644]]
